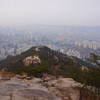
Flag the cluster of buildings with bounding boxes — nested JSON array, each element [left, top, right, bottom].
[[75, 40, 100, 50]]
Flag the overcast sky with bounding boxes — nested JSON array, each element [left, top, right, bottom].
[[0, 0, 100, 26]]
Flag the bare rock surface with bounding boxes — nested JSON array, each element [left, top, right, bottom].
[[0, 76, 81, 100], [23, 55, 41, 66], [42, 77, 80, 100]]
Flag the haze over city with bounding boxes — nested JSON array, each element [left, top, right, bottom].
[[0, 0, 100, 26]]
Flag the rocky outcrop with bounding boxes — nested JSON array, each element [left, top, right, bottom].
[[0, 73, 99, 100], [0, 77, 61, 100], [42, 76, 81, 100], [23, 55, 41, 66], [0, 75, 81, 100]]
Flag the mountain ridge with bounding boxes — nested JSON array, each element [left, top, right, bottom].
[[0, 46, 97, 76]]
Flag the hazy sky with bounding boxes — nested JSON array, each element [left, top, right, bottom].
[[0, 0, 100, 26]]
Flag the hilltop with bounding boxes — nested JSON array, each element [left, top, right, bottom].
[[0, 46, 96, 77]]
